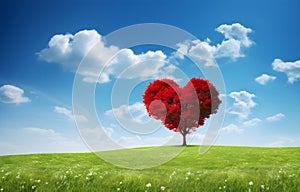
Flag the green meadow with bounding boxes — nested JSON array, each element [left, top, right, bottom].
[[0, 146, 299, 192]]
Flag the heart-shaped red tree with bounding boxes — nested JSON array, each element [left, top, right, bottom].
[[143, 78, 221, 146]]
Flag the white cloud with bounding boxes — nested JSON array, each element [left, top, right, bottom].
[[104, 127, 114, 137], [108, 49, 176, 80], [22, 127, 88, 153], [79, 126, 128, 151], [54, 106, 87, 122], [243, 118, 262, 127], [272, 58, 300, 83], [39, 25, 252, 82], [175, 23, 253, 65], [0, 142, 20, 155], [38, 30, 103, 71], [176, 40, 217, 67], [228, 91, 256, 120], [220, 124, 243, 134], [187, 133, 205, 145], [215, 23, 253, 47], [255, 74, 276, 85], [0, 85, 30, 104], [24, 127, 57, 136], [38, 29, 120, 83], [118, 135, 143, 148], [266, 113, 285, 122], [268, 137, 297, 147], [219, 93, 227, 99], [105, 102, 148, 124], [54, 106, 73, 119], [215, 23, 253, 59], [104, 102, 161, 134], [38, 29, 178, 83], [215, 38, 242, 59]]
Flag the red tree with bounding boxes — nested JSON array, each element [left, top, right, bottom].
[[143, 78, 221, 146]]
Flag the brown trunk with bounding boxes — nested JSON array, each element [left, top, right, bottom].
[[182, 133, 187, 146]]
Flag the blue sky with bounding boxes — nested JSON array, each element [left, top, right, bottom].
[[0, 0, 300, 155]]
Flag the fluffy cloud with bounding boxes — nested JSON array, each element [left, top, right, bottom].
[[255, 74, 276, 85], [268, 137, 297, 147], [39, 24, 252, 82], [23, 127, 88, 153], [108, 49, 176, 80], [175, 23, 253, 65], [272, 59, 300, 83], [266, 113, 285, 122], [215, 38, 242, 59], [38, 29, 177, 83], [105, 102, 148, 124], [215, 23, 253, 59], [117, 135, 143, 148], [79, 126, 119, 151], [243, 118, 262, 127], [54, 106, 87, 122], [220, 124, 243, 134], [0, 85, 30, 104], [176, 39, 217, 67], [228, 91, 256, 120], [24, 127, 56, 136], [54, 106, 73, 119], [215, 23, 253, 47], [38, 30, 104, 71]]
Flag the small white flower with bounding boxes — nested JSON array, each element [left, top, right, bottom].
[[16, 175, 20, 179], [223, 185, 226, 189], [161, 186, 166, 191], [187, 171, 191, 176], [117, 188, 120, 191], [0, 188, 3, 191], [249, 181, 254, 186], [32, 185, 36, 189], [88, 172, 93, 176], [225, 179, 227, 182], [261, 184, 265, 189], [146, 183, 152, 188], [120, 181, 123, 185], [36, 179, 41, 183], [289, 174, 295, 178], [86, 177, 89, 180], [45, 182, 49, 185], [219, 186, 222, 190]]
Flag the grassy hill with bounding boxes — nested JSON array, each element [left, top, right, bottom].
[[0, 146, 299, 191]]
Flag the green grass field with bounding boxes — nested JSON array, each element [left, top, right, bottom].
[[0, 146, 299, 192]]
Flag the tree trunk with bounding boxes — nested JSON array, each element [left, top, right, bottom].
[[182, 133, 187, 146]]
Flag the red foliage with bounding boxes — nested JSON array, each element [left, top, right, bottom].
[[143, 78, 221, 145]]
